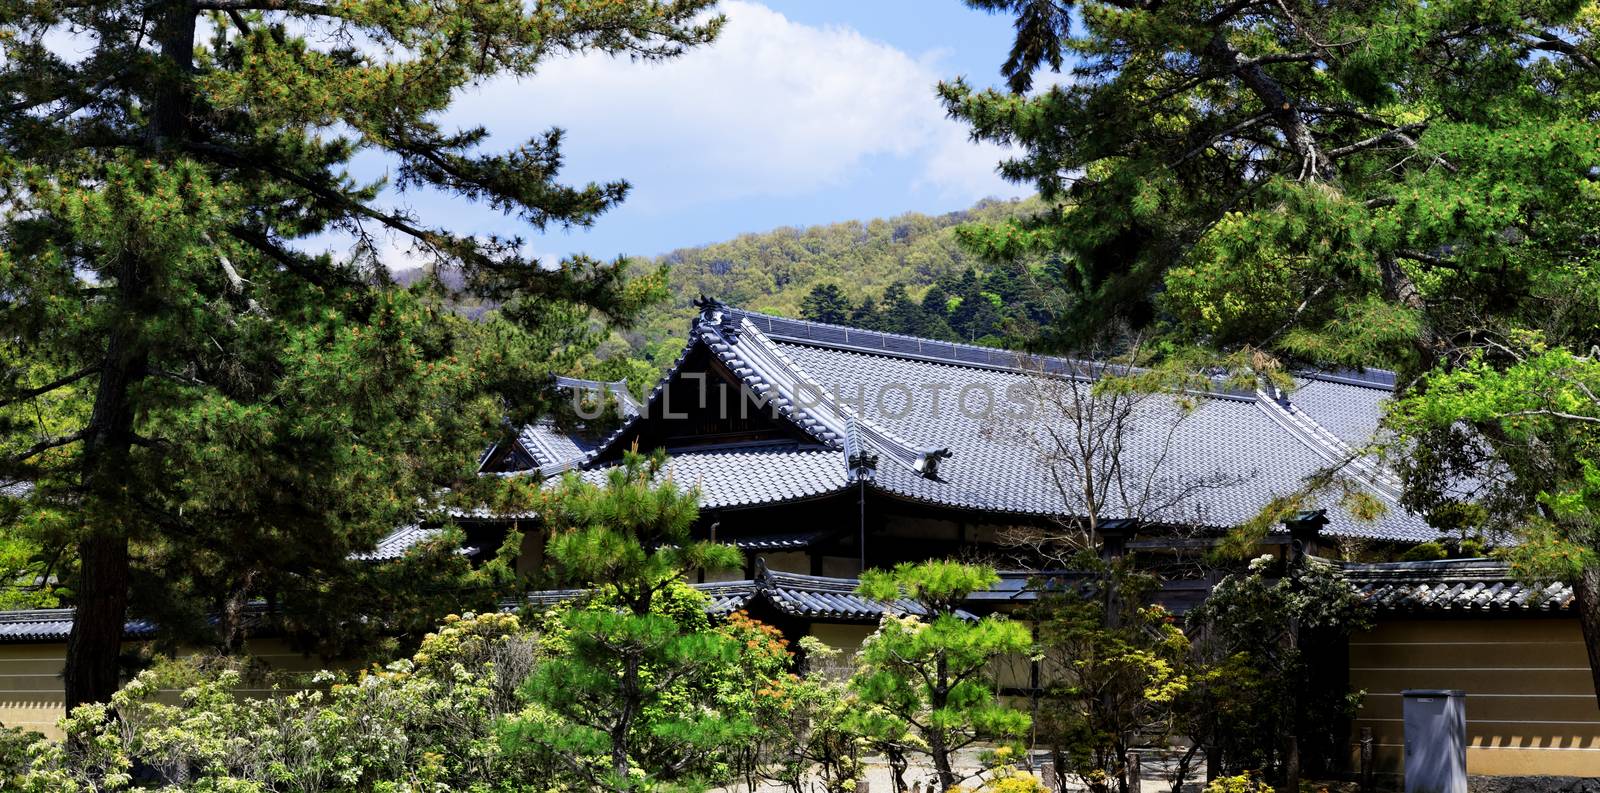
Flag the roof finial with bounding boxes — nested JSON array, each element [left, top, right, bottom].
[[845, 418, 878, 483], [693, 295, 741, 341], [693, 294, 725, 322]]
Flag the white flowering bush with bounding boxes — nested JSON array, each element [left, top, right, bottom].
[[13, 612, 539, 792]]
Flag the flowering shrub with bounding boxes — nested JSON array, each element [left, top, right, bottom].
[[1184, 556, 1372, 780], [1204, 772, 1274, 793], [743, 637, 864, 793], [14, 611, 539, 792]]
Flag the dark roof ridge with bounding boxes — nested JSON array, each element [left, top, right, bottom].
[[731, 305, 1403, 398], [726, 306, 1261, 403], [696, 299, 951, 479], [1340, 557, 1512, 579], [1298, 367, 1398, 391], [553, 376, 641, 415], [1338, 557, 1575, 612]]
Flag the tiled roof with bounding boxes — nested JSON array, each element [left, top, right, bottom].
[[728, 530, 832, 550], [516, 422, 600, 472], [1343, 558, 1575, 612], [743, 569, 949, 620], [574, 446, 850, 510], [513, 567, 958, 623], [350, 525, 484, 561], [349, 525, 439, 561], [772, 324, 1432, 541], [552, 376, 640, 416], [0, 609, 149, 642], [494, 301, 1436, 543], [1287, 377, 1392, 451], [477, 378, 634, 477]]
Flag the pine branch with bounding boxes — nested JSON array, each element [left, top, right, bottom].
[[6, 429, 89, 464], [1493, 409, 1600, 425], [1527, 31, 1600, 72], [1395, 248, 1460, 270], [1326, 123, 1429, 159], [193, 0, 334, 13], [227, 226, 354, 289], [0, 366, 100, 409], [203, 233, 267, 317]]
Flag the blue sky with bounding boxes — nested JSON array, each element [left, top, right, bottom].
[[370, 1, 1033, 269]]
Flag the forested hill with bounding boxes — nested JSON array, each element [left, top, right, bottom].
[[611, 195, 1049, 368], [393, 196, 1050, 385]]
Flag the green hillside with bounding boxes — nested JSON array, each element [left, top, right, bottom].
[[599, 196, 1050, 377]]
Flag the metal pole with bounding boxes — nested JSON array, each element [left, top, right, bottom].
[[1360, 726, 1375, 793], [858, 477, 866, 572]]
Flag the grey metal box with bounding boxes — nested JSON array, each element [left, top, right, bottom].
[[1402, 689, 1467, 793]]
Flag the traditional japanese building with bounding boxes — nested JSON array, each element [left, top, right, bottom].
[[1, 300, 1595, 779], [477, 298, 1435, 580]]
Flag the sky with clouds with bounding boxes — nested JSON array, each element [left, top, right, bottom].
[[369, 1, 1032, 268]]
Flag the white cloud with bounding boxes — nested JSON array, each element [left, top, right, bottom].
[[449, 1, 1017, 208]]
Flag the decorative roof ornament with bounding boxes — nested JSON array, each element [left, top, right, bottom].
[[693, 294, 741, 341], [844, 418, 879, 483]]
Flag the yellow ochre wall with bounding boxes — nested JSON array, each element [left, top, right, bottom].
[[1349, 617, 1600, 777], [0, 638, 329, 740]]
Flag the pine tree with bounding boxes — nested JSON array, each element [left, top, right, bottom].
[[505, 450, 748, 790], [917, 284, 960, 341], [849, 296, 884, 331], [950, 0, 1600, 694], [0, 0, 722, 709], [800, 282, 854, 325], [880, 282, 926, 336], [851, 560, 1032, 791], [950, 270, 1003, 343]]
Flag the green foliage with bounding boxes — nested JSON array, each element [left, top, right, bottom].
[[0, 0, 722, 704], [1184, 557, 1373, 782], [947, 0, 1600, 365], [1204, 772, 1275, 793], [952, 1, 1600, 674], [14, 611, 542, 791], [954, 758, 1051, 793], [504, 449, 752, 791], [801, 283, 855, 325], [606, 197, 1050, 364], [857, 559, 1003, 612], [1397, 541, 1448, 563], [728, 634, 866, 793], [1026, 563, 1190, 793], [1389, 347, 1600, 581], [850, 561, 1032, 792], [0, 722, 41, 782]]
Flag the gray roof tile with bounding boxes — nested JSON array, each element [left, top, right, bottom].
[[512, 568, 957, 623], [517, 303, 1438, 543], [1286, 378, 1392, 451], [1342, 558, 1574, 612], [573, 447, 849, 510], [349, 524, 441, 561]]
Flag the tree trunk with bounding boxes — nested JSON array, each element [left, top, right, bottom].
[[931, 655, 956, 791], [1573, 563, 1600, 709], [63, 1, 195, 712], [64, 315, 146, 711], [930, 732, 956, 793], [63, 534, 130, 711]]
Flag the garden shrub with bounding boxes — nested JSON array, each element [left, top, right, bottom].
[[1203, 772, 1274, 793], [13, 611, 540, 792]]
